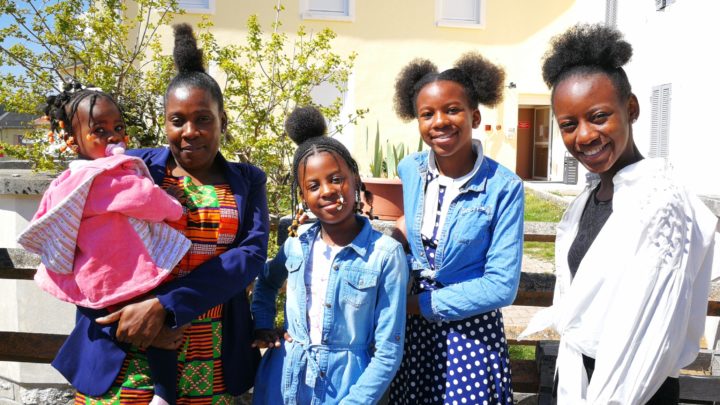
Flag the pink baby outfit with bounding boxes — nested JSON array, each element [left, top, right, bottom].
[[18, 154, 190, 309]]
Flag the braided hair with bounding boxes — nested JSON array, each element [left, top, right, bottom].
[[44, 82, 122, 152], [542, 24, 633, 102], [286, 106, 363, 235], [165, 23, 224, 113], [394, 52, 505, 121]]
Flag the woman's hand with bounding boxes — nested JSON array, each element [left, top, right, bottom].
[[407, 294, 421, 315], [95, 297, 167, 350], [252, 328, 293, 349], [151, 325, 189, 350]]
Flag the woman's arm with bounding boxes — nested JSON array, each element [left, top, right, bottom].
[[153, 166, 270, 327], [341, 243, 409, 405], [98, 166, 269, 334], [418, 180, 524, 322], [586, 191, 716, 403]]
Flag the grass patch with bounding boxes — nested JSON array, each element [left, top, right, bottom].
[[524, 191, 565, 223], [523, 241, 555, 262], [523, 191, 564, 263], [509, 344, 536, 360]]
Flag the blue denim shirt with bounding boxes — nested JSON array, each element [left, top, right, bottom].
[[251, 216, 408, 405], [399, 152, 524, 322]]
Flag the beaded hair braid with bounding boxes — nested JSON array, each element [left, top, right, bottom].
[[44, 82, 125, 153]]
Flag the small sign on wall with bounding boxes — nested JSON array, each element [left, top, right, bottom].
[[518, 121, 530, 129]]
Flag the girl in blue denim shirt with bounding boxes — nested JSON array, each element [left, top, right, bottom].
[[251, 106, 408, 405], [388, 54, 524, 404]]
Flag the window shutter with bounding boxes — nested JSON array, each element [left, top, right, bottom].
[[605, 0, 617, 27], [649, 84, 672, 158]]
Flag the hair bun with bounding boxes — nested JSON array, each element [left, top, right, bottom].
[[394, 58, 438, 121], [542, 23, 632, 88], [173, 23, 205, 74], [454, 52, 505, 107], [285, 106, 327, 145]]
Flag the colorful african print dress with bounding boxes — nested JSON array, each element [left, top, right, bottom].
[[75, 175, 238, 405], [389, 172, 513, 405]]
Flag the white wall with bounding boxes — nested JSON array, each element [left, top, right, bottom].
[[615, 0, 720, 196]]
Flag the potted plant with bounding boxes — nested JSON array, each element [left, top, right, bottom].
[[361, 123, 421, 221]]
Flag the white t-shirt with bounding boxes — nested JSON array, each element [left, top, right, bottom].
[[305, 232, 343, 344], [421, 139, 485, 239]]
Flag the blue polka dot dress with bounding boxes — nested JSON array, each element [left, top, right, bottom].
[[389, 174, 513, 405]]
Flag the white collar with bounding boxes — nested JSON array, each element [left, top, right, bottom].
[[427, 139, 484, 186]]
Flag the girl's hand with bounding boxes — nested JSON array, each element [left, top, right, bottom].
[[407, 294, 421, 315], [151, 325, 189, 350], [252, 328, 292, 348], [95, 297, 166, 350]]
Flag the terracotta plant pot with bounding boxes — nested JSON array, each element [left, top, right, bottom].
[[361, 177, 403, 221]]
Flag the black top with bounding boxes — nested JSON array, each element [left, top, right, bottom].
[[567, 186, 613, 279]]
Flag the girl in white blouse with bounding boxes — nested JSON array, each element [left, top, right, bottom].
[[521, 24, 717, 404]]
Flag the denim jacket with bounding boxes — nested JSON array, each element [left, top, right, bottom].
[[251, 216, 408, 405], [399, 151, 524, 322]]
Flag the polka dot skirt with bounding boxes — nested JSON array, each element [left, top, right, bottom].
[[389, 171, 513, 404], [388, 278, 514, 405]]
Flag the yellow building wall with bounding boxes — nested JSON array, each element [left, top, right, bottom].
[[161, 0, 585, 175]]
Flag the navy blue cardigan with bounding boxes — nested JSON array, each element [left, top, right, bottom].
[[51, 147, 269, 396]]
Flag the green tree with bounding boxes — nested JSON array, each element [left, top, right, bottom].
[[198, 4, 367, 218], [0, 0, 180, 170], [0, 1, 365, 220]]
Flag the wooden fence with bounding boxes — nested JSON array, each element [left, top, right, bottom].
[[1, 221, 719, 403]]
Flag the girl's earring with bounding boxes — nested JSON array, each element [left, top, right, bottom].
[[354, 189, 361, 212]]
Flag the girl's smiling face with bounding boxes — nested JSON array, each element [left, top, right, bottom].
[[299, 151, 358, 227], [415, 80, 480, 162], [72, 96, 126, 160], [552, 72, 639, 175]]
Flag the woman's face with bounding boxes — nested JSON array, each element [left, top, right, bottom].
[[552, 72, 639, 175], [72, 96, 126, 160], [165, 85, 226, 173], [415, 80, 480, 160], [299, 151, 358, 228]]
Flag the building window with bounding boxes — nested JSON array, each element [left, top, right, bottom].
[[605, 0, 617, 27], [649, 83, 672, 158], [178, 0, 214, 14], [301, 0, 354, 21], [436, 0, 485, 29]]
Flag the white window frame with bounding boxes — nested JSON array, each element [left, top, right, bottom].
[[435, 0, 486, 29], [649, 83, 672, 159], [178, 0, 215, 15], [300, 0, 355, 22]]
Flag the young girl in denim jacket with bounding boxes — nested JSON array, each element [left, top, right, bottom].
[[388, 54, 524, 404], [251, 106, 408, 405]]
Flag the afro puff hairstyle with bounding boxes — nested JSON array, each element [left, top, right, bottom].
[[286, 106, 362, 214], [542, 24, 633, 101], [165, 23, 224, 112], [393, 52, 505, 121]]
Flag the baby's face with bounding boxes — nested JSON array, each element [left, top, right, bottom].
[[72, 96, 126, 160]]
